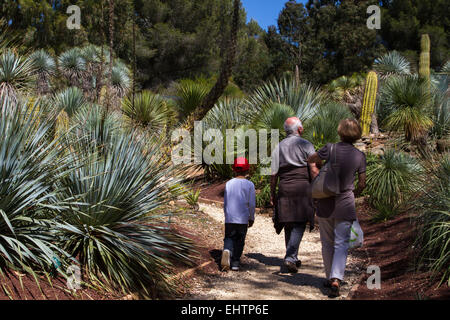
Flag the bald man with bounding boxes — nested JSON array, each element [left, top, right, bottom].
[[271, 117, 319, 273]]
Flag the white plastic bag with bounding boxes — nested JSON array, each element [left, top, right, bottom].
[[349, 220, 364, 249]]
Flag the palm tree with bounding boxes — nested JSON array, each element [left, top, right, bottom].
[[58, 48, 86, 87], [196, 0, 241, 119], [380, 75, 433, 143], [30, 49, 56, 96], [0, 49, 35, 104], [373, 51, 411, 80]]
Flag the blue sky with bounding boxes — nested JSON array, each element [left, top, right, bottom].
[[242, 0, 307, 30]]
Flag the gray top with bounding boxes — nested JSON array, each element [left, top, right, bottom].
[[271, 134, 316, 175], [224, 178, 256, 224], [317, 142, 366, 192]]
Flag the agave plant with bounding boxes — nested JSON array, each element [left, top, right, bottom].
[[249, 76, 326, 122], [122, 91, 176, 132], [0, 97, 71, 277], [366, 149, 423, 214], [54, 132, 195, 297], [380, 75, 433, 143], [303, 102, 353, 149], [373, 51, 411, 80], [0, 49, 35, 104], [53, 87, 86, 117], [58, 48, 86, 87]]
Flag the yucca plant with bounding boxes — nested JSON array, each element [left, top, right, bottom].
[[326, 73, 365, 103], [380, 76, 433, 143], [249, 76, 326, 122], [415, 155, 450, 286], [53, 87, 86, 118], [0, 49, 35, 104], [373, 51, 411, 80], [173, 78, 211, 118], [303, 102, 353, 149], [366, 149, 423, 218], [430, 74, 449, 139], [30, 50, 56, 96], [202, 98, 251, 132], [0, 97, 71, 279], [252, 102, 295, 139], [80, 45, 104, 101], [54, 132, 195, 297], [122, 90, 176, 132], [58, 48, 86, 87], [111, 60, 131, 100]]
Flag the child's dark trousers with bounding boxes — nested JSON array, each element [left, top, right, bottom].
[[223, 223, 248, 265]]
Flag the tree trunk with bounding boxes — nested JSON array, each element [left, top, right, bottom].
[[195, 0, 240, 120]]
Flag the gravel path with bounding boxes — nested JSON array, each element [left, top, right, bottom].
[[188, 203, 363, 300]]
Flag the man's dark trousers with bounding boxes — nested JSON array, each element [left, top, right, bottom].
[[224, 223, 248, 265], [284, 222, 307, 264]]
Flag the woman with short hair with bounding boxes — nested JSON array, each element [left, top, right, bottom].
[[307, 119, 367, 298]]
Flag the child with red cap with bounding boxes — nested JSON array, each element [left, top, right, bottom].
[[221, 157, 256, 271]]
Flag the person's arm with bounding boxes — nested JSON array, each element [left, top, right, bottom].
[[270, 174, 278, 207], [248, 183, 256, 227], [307, 153, 323, 178], [354, 172, 366, 197]]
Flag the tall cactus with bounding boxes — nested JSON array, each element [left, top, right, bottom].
[[419, 34, 431, 82], [360, 71, 378, 136]]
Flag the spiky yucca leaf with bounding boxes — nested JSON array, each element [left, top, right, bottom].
[[53, 87, 86, 117], [252, 103, 295, 138], [249, 76, 326, 122], [122, 91, 176, 131], [380, 76, 433, 142], [55, 132, 195, 297], [0, 49, 35, 103], [374, 51, 411, 79], [30, 50, 56, 95], [0, 97, 72, 276], [366, 149, 423, 211], [111, 61, 131, 99], [202, 98, 252, 132], [174, 79, 210, 118], [58, 48, 86, 87], [303, 102, 353, 149], [415, 155, 450, 286]]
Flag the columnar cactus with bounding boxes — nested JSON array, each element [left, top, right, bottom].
[[360, 71, 378, 136], [419, 34, 431, 82]]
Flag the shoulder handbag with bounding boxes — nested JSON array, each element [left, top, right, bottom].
[[311, 143, 340, 199]]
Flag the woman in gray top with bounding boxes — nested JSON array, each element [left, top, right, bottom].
[[307, 119, 366, 298]]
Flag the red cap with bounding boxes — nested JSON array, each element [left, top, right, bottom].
[[232, 157, 250, 172]]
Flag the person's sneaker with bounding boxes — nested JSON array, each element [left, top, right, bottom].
[[231, 263, 240, 271], [323, 279, 332, 288], [221, 249, 231, 271], [284, 261, 298, 273], [328, 278, 341, 298]]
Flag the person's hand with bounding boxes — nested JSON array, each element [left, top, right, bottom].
[[248, 220, 254, 228], [270, 195, 276, 207]]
